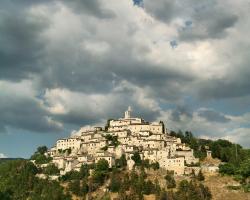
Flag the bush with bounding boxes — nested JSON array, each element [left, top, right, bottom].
[[150, 162, 160, 170], [43, 164, 60, 175], [96, 159, 109, 172], [219, 163, 236, 175], [197, 170, 205, 181], [60, 171, 81, 181], [165, 174, 176, 189], [109, 172, 121, 192], [131, 152, 142, 166]]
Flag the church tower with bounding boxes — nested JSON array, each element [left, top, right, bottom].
[[124, 106, 132, 119]]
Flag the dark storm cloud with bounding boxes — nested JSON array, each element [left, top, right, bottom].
[[143, 0, 238, 40], [0, 91, 62, 133], [0, 1, 50, 81], [170, 105, 193, 122], [37, 32, 194, 99], [178, 6, 238, 41], [198, 109, 230, 123], [0, 0, 114, 82], [143, 0, 178, 23], [198, 63, 250, 100], [62, 0, 115, 18]]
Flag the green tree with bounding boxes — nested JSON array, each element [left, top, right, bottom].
[[80, 164, 90, 179], [95, 159, 109, 172], [151, 162, 160, 170], [219, 163, 235, 175], [43, 163, 60, 175], [165, 174, 176, 189], [131, 152, 142, 166], [109, 172, 121, 192], [81, 179, 89, 195], [36, 146, 48, 155], [197, 170, 205, 181], [69, 179, 81, 196]]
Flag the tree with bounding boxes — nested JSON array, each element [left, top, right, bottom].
[[60, 170, 81, 181], [68, 180, 81, 196], [43, 164, 60, 175], [96, 159, 109, 172], [175, 180, 212, 200], [81, 179, 89, 195], [143, 180, 154, 195], [109, 172, 121, 192], [80, 164, 89, 179], [115, 154, 127, 168], [151, 162, 160, 170], [37, 146, 48, 155], [219, 163, 235, 175], [30, 146, 52, 164], [120, 154, 127, 167], [92, 170, 106, 184], [0, 160, 71, 200], [239, 159, 250, 180], [165, 174, 176, 189], [197, 170, 205, 181], [131, 152, 142, 166]]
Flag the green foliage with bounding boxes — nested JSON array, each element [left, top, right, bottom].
[[109, 172, 122, 192], [81, 179, 89, 195], [95, 159, 109, 172], [68, 180, 81, 196], [115, 154, 127, 168], [239, 159, 250, 179], [197, 170, 205, 181], [43, 163, 60, 175], [151, 162, 160, 170], [30, 146, 52, 165], [79, 164, 90, 179], [37, 146, 48, 155], [175, 180, 212, 200], [91, 159, 110, 185], [101, 146, 108, 151], [143, 180, 155, 195], [219, 163, 236, 175], [60, 170, 81, 181], [131, 152, 142, 166], [0, 190, 12, 200], [165, 174, 176, 189], [0, 160, 71, 200], [104, 134, 120, 147], [92, 170, 106, 184]]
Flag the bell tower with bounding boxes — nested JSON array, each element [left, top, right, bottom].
[[124, 106, 132, 119]]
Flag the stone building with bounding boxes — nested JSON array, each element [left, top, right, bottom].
[[48, 107, 199, 175]]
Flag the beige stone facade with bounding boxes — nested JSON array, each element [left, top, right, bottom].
[[49, 107, 199, 175]]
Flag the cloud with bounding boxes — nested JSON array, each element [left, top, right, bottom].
[[0, 1, 49, 81], [143, 0, 238, 41], [62, 0, 115, 18], [0, 153, 7, 158], [43, 80, 161, 126], [0, 0, 250, 149], [198, 108, 231, 123], [0, 80, 63, 133]]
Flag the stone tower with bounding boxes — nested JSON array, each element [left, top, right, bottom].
[[124, 106, 132, 119]]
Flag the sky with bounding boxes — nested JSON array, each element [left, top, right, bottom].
[[0, 0, 250, 158]]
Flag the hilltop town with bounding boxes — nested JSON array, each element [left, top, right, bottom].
[[47, 107, 200, 175]]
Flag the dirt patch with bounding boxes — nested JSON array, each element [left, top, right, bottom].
[[203, 173, 250, 200]]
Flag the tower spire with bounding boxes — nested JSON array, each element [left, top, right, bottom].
[[124, 106, 132, 119]]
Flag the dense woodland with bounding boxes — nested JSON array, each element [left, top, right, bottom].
[[0, 130, 249, 199]]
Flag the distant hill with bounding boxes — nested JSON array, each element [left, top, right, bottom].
[[0, 158, 25, 164]]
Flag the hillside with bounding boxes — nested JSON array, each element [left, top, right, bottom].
[[1, 133, 250, 200]]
